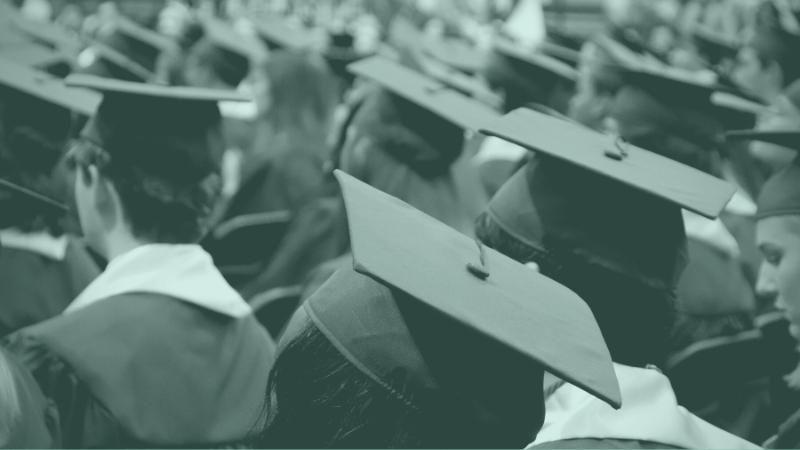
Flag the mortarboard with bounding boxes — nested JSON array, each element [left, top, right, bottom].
[[281, 170, 622, 432], [0, 178, 67, 212], [91, 15, 177, 76], [0, 42, 73, 78], [690, 24, 740, 67], [484, 39, 577, 113], [192, 18, 267, 88], [65, 74, 247, 186], [726, 128, 800, 150], [9, 12, 83, 56], [731, 127, 800, 220], [0, 56, 99, 117], [610, 67, 761, 162], [422, 37, 486, 75], [253, 16, 316, 51], [482, 108, 736, 290], [749, 0, 800, 70], [348, 56, 500, 132]]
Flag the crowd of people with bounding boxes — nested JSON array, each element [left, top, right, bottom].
[[1, 0, 800, 447]]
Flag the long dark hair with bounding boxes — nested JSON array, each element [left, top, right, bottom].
[[258, 321, 540, 448]]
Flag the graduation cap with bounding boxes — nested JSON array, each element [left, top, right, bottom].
[[690, 24, 740, 67], [192, 18, 267, 88], [0, 56, 99, 117], [750, 0, 800, 66], [281, 170, 621, 436], [92, 15, 177, 75], [77, 42, 154, 82], [348, 56, 500, 132], [725, 127, 800, 220], [65, 74, 248, 185], [9, 12, 83, 56], [0, 178, 67, 212], [253, 16, 316, 50], [0, 42, 73, 78], [422, 37, 486, 75], [484, 39, 577, 113], [610, 67, 758, 159], [482, 108, 736, 290], [726, 129, 800, 150]]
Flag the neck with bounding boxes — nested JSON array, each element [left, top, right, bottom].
[[103, 231, 150, 262]]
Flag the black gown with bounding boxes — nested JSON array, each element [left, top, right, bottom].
[[0, 238, 99, 337], [3, 293, 275, 447]]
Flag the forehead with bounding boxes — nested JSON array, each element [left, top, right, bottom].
[[757, 215, 800, 244]]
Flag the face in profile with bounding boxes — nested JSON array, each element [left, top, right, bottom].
[[757, 215, 800, 349]]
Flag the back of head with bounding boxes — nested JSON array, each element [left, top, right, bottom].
[[0, 85, 73, 233], [750, 0, 800, 88], [257, 50, 340, 138], [261, 292, 543, 448], [343, 87, 465, 179]]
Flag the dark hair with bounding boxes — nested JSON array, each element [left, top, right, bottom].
[[259, 323, 539, 448], [475, 211, 675, 367], [0, 87, 73, 234], [67, 139, 221, 244]]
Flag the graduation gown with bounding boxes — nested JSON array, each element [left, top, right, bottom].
[[3, 244, 275, 447], [529, 365, 759, 449], [1, 348, 60, 448], [0, 231, 99, 337]]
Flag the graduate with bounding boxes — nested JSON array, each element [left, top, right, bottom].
[[474, 39, 578, 196], [741, 131, 800, 448], [0, 59, 101, 338], [2, 75, 275, 447], [336, 56, 490, 235], [732, 0, 800, 103], [77, 14, 176, 82], [256, 169, 622, 448], [475, 108, 758, 448]]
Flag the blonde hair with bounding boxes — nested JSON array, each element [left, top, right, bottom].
[[0, 351, 22, 446]]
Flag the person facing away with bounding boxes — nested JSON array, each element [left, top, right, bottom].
[[255, 170, 622, 448], [475, 108, 759, 449], [0, 59, 101, 338], [2, 75, 276, 447]]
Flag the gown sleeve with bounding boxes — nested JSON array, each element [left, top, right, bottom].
[[2, 331, 123, 447], [1, 348, 60, 448]]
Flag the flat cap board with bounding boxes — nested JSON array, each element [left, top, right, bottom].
[[494, 39, 578, 82], [348, 56, 500, 130], [726, 129, 800, 149], [0, 43, 70, 69], [335, 170, 622, 408], [202, 17, 267, 59], [86, 42, 154, 82], [111, 15, 177, 53], [253, 16, 316, 50], [10, 13, 83, 53], [65, 74, 250, 102], [423, 37, 485, 73], [480, 108, 736, 218], [0, 178, 67, 211], [0, 56, 100, 116]]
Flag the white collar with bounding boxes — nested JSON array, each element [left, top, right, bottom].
[[529, 364, 759, 449], [0, 228, 69, 261], [472, 136, 528, 164], [682, 210, 741, 258], [64, 244, 251, 318], [724, 190, 757, 217]]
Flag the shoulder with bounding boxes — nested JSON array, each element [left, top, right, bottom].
[[532, 438, 683, 449]]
